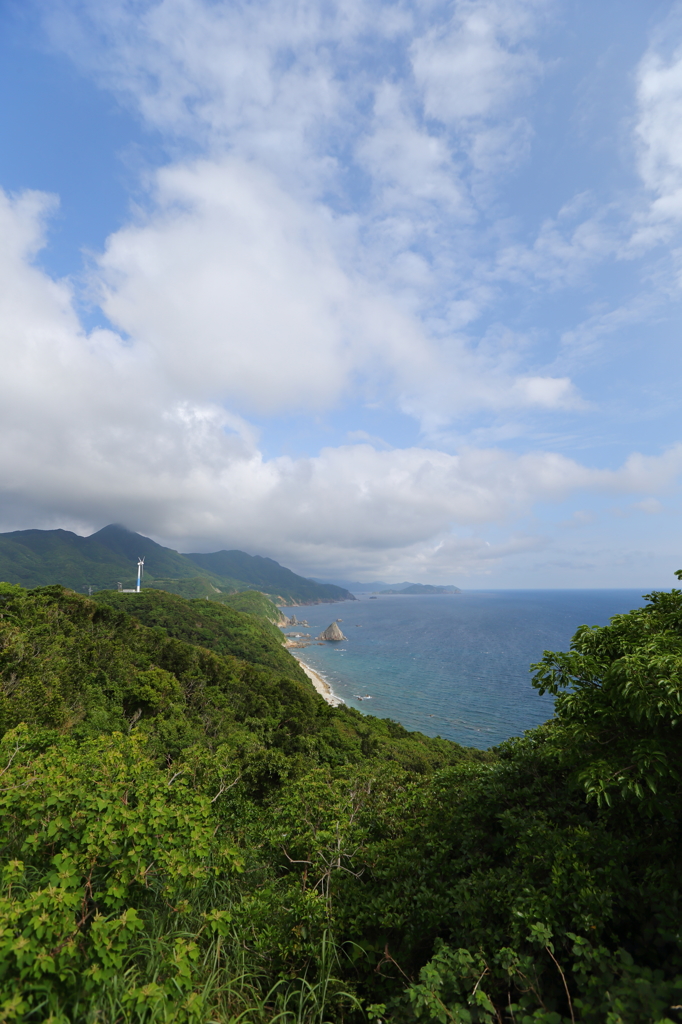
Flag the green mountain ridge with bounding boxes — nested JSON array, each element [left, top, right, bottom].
[[185, 548, 354, 605], [0, 524, 354, 605]]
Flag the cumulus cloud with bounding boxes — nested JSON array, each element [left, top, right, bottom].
[[411, 0, 546, 123], [1, 182, 679, 579], [91, 156, 577, 426], [635, 31, 682, 241], [3, 0, 680, 586], [1, 181, 679, 581], [511, 376, 580, 408], [42, 0, 562, 369], [41, 0, 574, 430], [44, 0, 389, 177], [96, 158, 364, 414], [356, 83, 470, 220]]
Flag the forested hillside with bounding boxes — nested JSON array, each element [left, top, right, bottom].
[[92, 589, 292, 673], [0, 581, 681, 1023], [0, 524, 353, 604], [185, 549, 356, 605]]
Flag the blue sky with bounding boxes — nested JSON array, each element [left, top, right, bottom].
[[1, 0, 682, 586]]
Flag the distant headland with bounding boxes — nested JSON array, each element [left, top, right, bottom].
[[376, 583, 461, 595], [309, 577, 462, 596]]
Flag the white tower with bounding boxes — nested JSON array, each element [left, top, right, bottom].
[[136, 558, 144, 592]]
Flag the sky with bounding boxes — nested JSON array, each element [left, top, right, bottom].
[[1, 0, 682, 586]]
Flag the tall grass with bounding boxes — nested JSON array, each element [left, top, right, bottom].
[[59, 892, 363, 1024]]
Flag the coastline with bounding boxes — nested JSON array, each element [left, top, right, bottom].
[[293, 656, 344, 707]]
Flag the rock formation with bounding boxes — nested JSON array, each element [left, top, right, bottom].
[[280, 613, 303, 626], [317, 622, 347, 641]]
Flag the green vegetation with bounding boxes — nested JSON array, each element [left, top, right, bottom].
[[0, 524, 354, 604], [92, 589, 291, 673], [143, 577, 238, 601], [213, 588, 285, 624], [184, 549, 354, 605], [0, 525, 209, 593], [1, 579, 682, 1022]]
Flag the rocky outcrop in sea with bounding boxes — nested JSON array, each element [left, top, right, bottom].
[[281, 613, 309, 627], [317, 622, 347, 641]]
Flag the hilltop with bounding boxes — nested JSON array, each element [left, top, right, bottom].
[[0, 523, 354, 605]]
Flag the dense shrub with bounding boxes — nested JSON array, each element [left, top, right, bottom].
[[1, 581, 681, 1022]]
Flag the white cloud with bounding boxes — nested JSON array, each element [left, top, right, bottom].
[[495, 201, 618, 288], [559, 295, 658, 356], [4, 0, 680, 587], [357, 83, 469, 219], [603, 446, 682, 494], [43, 0, 555, 321], [92, 155, 580, 426], [411, 0, 545, 123], [1, 183, 679, 582], [635, 36, 682, 240], [44, 0, 565, 428], [44, 0, 382, 184], [35, 0, 605, 459], [511, 376, 580, 409], [96, 158, 364, 414]]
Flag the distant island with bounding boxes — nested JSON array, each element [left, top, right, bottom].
[[377, 583, 461, 595], [309, 577, 463, 596]]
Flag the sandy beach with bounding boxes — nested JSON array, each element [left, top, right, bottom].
[[294, 657, 344, 707]]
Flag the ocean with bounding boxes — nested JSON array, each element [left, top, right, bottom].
[[283, 589, 650, 749]]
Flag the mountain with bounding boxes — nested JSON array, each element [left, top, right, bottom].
[[0, 525, 354, 605], [184, 550, 353, 604], [379, 583, 462, 594], [0, 526, 173, 592], [309, 578, 406, 593]]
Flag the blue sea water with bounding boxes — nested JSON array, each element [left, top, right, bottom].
[[283, 589, 650, 749]]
